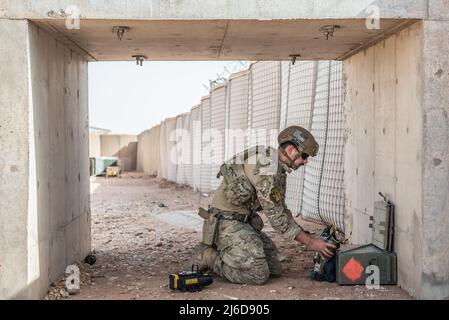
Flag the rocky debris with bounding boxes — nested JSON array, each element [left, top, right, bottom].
[[44, 262, 92, 300], [67, 287, 81, 295], [158, 179, 178, 189]]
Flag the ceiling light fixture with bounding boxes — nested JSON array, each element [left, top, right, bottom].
[[289, 54, 301, 65], [132, 55, 147, 66], [319, 25, 340, 40], [112, 26, 130, 41]]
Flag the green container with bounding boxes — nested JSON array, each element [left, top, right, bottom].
[[336, 244, 397, 285], [90, 157, 118, 176]]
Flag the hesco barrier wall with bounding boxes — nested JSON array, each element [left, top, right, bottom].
[[152, 125, 161, 176], [190, 105, 201, 191], [280, 61, 318, 218], [209, 84, 227, 190], [200, 95, 212, 193], [136, 61, 345, 231], [181, 112, 192, 186], [225, 70, 249, 159], [136, 131, 145, 172], [164, 117, 178, 182], [158, 120, 168, 179], [175, 113, 187, 185], [136, 125, 160, 176], [301, 61, 345, 231], [247, 61, 282, 149]]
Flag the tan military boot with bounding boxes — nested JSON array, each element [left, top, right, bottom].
[[192, 242, 219, 272]]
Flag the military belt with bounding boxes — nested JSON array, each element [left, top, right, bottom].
[[209, 208, 249, 223]]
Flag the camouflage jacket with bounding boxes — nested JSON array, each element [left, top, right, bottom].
[[210, 146, 302, 241]]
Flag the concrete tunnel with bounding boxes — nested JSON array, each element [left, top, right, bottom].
[[0, 0, 448, 299]]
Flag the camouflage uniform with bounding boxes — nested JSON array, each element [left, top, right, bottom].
[[203, 146, 303, 285]]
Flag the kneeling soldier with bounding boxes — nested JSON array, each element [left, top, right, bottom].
[[193, 126, 336, 285]]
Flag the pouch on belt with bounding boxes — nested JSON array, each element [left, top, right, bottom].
[[249, 214, 264, 231], [199, 207, 219, 246]]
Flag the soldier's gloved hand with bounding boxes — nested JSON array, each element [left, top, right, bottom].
[[308, 238, 336, 259]]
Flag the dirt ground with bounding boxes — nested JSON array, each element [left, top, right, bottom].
[[44, 172, 412, 300]]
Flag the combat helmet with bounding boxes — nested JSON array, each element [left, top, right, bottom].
[[278, 126, 319, 157]]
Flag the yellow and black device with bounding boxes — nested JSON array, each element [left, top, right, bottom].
[[169, 265, 213, 292]]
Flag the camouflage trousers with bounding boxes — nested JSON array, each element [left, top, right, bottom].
[[210, 217, 281, 285]]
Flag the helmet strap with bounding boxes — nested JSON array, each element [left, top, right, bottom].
[[279, 145, 301, 168]]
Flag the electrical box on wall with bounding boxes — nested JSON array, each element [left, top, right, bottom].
[[371, 193, 395, 251]]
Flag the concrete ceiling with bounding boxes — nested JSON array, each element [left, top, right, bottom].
[[2, 0, 428, 20], [32, 19, 417, 62]]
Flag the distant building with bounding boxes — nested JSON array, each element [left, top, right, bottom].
[[89, 127, 137, 172], [89, 126, 110, 157]]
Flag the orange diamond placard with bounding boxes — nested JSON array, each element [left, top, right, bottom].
[[342, 257, 364, 282]]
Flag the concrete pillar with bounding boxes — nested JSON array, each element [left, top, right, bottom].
[[344, 20, 449, 299], [0, 19, 32, 299], [420, 19, 449, 300], [0, 20, 90, 299]]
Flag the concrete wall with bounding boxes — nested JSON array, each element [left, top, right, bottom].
[[89, 132, 102, 157], [0, 20, 90, 299], [100, 134, 137, 172], [344, 21, 449, 299]]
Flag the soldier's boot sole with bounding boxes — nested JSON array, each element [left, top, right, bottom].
[[190, 242, 219, 272]]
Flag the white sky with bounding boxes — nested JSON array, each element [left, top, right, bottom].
[[88, 61, 248, 135]]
